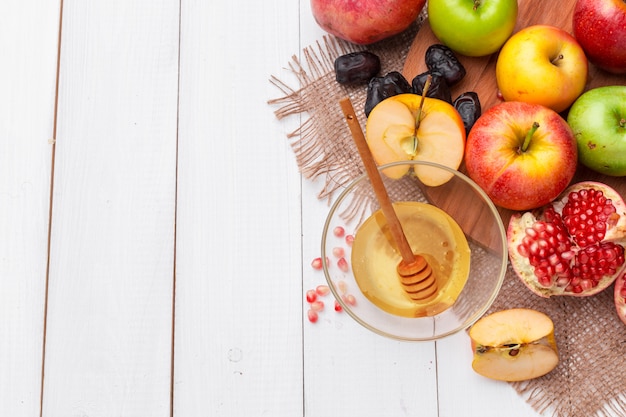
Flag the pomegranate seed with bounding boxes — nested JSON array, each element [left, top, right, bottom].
[[311, 300, 325, 312], [343, 294, 357, 306], [311, 257, 323, 270], [535, 266, 549, 278], [556, 276, 570, 287], [337, 257, 349, 272], [517, 244, 529, 257], [307, 309, 319, 323], [538, 275, 552, 287], [345, 234, 354, 246], [332, 247, 345, 258], [525, 227, 538, 238], [334, 300, 343, 312], [533, 222, 546, 233], [316, 284, 330, 296], [529, 255, 542, 267], [337, 280, 347, 294], [554, 262, 567, 274], [529, 241, 540, 255], [578, 251, 590, 264], [580, 279, 594, 291], [333, 226, 345, 237], [306, 289, 317, 303], [547, 236, 558, 248], [548, 253, 560, 266], [603, 247, 617, 261]]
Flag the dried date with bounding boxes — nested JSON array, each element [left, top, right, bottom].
[[334, 51, 381, 85], [425, 44, 466, 86], [453, 92, 482, 134], [364, 71, 412, 116], [411, 71, 452, 103]]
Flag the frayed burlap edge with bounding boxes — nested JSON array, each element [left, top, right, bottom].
[[268, 36, 364, 203], [268, 15, 626, 417], [268, 19, 424, 207]]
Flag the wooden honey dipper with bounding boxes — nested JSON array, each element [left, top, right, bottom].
[[339, 97, 438, 302]]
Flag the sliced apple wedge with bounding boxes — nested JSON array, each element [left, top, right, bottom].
[[469, 308, 559, 382], [365, 93, 466, 186]]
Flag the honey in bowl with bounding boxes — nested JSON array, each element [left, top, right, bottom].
[[351, 201, 471, 318]]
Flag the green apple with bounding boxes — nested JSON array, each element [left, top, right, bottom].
[[567, 85, 626, 176], [427, 0, 518, 57]]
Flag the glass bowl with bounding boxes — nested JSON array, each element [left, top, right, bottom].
[[321, 160, 508, 341]]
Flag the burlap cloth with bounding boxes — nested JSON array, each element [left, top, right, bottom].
[[268, 17, 626, 417]]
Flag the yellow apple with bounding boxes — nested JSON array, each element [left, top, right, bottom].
[[469, 308, 559, 382], [365, 93, 466, 186], [496, 25, 588, 113]]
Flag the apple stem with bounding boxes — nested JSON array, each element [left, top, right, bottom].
[[415, 74, 432, 131], [551, 54, 564, 65], [473, 0, 480, 10], [621, 118, 625, 129], [520, 122, 540, 153]]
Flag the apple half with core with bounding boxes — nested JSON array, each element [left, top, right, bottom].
[[464, 101, 577, 211], [469, 308, 559, 382], [310, 0, 426, 45], [365, 93, 466, 186], [428, 0, 518, 57], [567, 85, 626, 177], [573, 0, 626, 74], [496, 25, 588, 113]]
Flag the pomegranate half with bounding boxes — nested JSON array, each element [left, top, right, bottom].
[[508, 181, 626, 297]]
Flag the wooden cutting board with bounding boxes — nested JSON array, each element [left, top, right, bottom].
[[401, 0, 626, 252]]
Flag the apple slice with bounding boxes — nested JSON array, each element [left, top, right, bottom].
[[469, 308, 559, 382], [365, 93, 466, 186]]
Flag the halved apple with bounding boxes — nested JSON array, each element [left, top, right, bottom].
[[469, 308, 559, 382], [365, 93, 466, 186]]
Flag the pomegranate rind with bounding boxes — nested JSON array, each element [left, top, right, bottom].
[[508, 211, 556, 298], [614, 272, 626, 326], [507, 181, 626, 298]]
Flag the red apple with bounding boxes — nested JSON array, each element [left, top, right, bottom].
[[573, 0, 626, 74], [464, 101, 578, 211], [310, 0, 426, 45]]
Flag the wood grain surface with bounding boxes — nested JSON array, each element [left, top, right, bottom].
[[402, 0, 626, 250]]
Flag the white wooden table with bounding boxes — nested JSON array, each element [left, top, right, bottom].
[[1, 1, 543, 416]]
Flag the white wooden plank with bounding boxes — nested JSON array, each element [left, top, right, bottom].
[[0, 2, 60, 416], [41, 1, 179, 415], [173, 1, 303, 416]]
